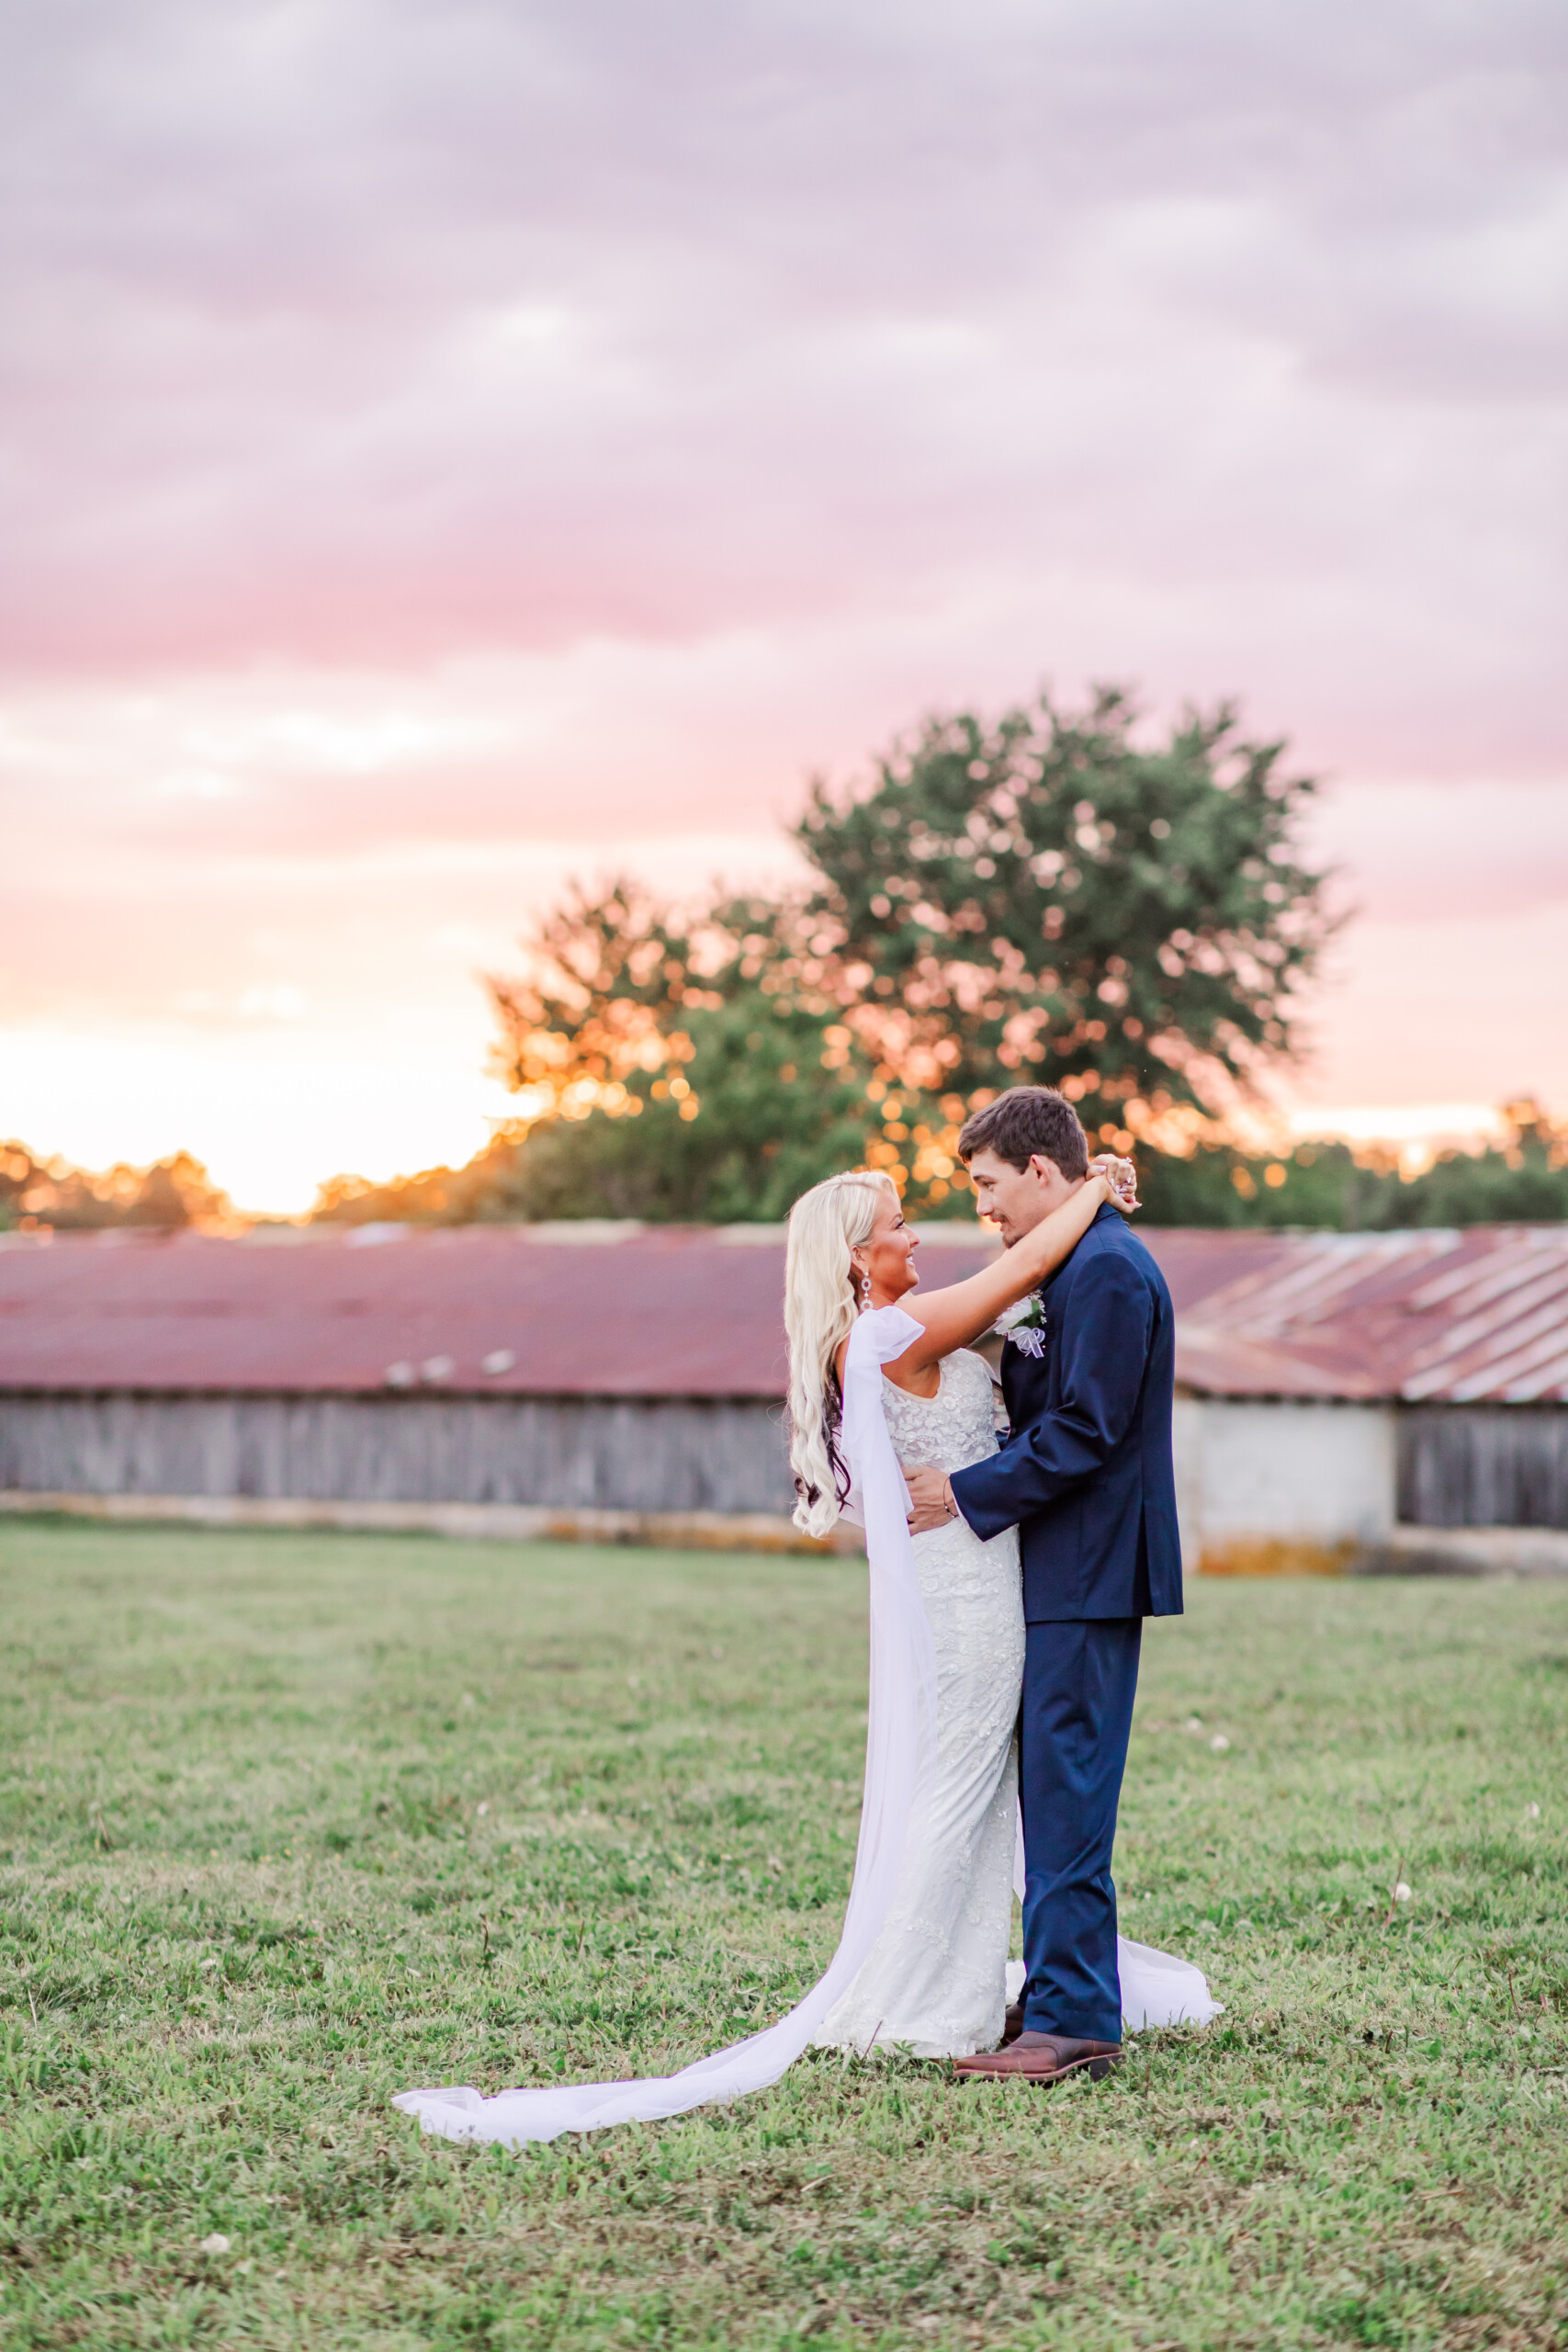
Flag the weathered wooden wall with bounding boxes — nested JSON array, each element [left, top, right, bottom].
[[6, 1391, 1565, 1530], [0, 1393, 797, 1515], [1397, 1406, 1568, 1529]]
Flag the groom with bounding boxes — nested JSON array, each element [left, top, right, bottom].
[[906, 1086, 1182, 2085]]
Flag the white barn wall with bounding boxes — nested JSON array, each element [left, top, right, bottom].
[[1171, 1396, 1205, 1571], [1175, 1398, 1397, 1577]]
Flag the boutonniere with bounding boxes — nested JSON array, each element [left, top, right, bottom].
[[994, 1294, 1048, 1357]]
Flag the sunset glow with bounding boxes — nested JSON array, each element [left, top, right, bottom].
[[3, 3, 1563, 1211]]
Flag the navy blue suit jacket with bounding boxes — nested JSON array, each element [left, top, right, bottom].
[[949, 1202, 1183, 1623]]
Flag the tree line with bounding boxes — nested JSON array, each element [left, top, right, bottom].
[[0, 1144, 231, 1231], [7, 686, 1561, 1234]]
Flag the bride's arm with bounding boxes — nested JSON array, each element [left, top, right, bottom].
[[889, 1163, 1133, 1373]]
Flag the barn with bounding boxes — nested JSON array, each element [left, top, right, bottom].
[[0, 1221, 807, 1546], [1, 1218, 1565, 1573], [1160, 1225, 1568, 1575]]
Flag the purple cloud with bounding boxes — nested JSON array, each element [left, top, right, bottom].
[[0, 0, 1563, 1201], [0, 0, 1562, 771]]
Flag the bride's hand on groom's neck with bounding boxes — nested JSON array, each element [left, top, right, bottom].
[[1088, 1155, 1139, 1214]]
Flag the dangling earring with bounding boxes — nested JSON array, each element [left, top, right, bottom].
[[859, 1271, 873, 1309]]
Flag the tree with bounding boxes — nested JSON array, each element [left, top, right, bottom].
[[793, 687, 1334, 1156], [1377, 1100, 1568, 1227], [480, 880, 878, 1221], [0, 1142, 231, 1230], [454, 689, 1339, 1219], [1125, 1100, 1568, 1227], [315, 684, 1359, 1226]]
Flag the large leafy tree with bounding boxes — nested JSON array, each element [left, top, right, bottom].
[[794, 687, 1334, 1152], [466, 690, 1337, 1217], [312, 771, 1561, 1232], [335, 684, 1339, 1224]]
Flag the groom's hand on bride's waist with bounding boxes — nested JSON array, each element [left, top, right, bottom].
[[906, 1465, 961, 1534]]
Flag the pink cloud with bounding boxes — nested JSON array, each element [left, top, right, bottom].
[[0, 0, 1561, 770], [0, 0, 1563, 1202]]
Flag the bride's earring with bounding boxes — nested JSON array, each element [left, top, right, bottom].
[[860, 1271, 873, 1308]]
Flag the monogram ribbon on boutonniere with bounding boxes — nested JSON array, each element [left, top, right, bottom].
[[994, 1293, 1048, 1357]]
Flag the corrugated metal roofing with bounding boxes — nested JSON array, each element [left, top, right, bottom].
[[0, 1220, 1563, 1403], [0, 1224, 807, 1399], [1170, 1226, 1568, 1402]]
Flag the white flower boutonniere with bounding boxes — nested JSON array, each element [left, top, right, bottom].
[[994, 1294, 1048, 1358]]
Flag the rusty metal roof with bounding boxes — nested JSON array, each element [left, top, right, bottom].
[[1168, 1225, 1568, 1403], [0, 1220, 1562, 1403], [0, 1224, 806, 1399]]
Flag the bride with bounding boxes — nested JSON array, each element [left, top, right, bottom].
[[393, 1159, 1211, 2149], [790, 1161, 1188, 2058]]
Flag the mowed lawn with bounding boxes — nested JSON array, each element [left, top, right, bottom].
[[1, 1521, 1565, 2352]]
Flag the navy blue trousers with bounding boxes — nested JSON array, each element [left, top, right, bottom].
[[1019, 1616, 1143, 2043]]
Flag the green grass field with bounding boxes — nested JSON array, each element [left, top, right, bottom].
[[1, 1519, 1565, 2351]]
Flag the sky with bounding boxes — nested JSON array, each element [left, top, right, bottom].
[[2, 0, 1565, 1212]]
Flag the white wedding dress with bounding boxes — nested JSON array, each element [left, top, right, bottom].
[[817, 1350, 1023, 2056], [393, 1307, 1215, 2148]]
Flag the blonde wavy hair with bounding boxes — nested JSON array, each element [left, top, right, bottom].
[[784, 1169, 898, 1537]]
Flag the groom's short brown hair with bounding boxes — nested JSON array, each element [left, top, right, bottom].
[[957, 1087, 1089, 1181]]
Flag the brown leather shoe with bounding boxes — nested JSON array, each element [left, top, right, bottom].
[[953, 2032, 1123, 2085], [999, 2001, 1025, 2047]]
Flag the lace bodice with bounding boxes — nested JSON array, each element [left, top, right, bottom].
[[879, 1347, 1001, 1478]]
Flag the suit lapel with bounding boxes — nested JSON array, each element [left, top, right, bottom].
[[998, 1204, 1117, 1428]]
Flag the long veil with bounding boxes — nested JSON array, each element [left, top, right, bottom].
[[392, 1303, 938, 2147]]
